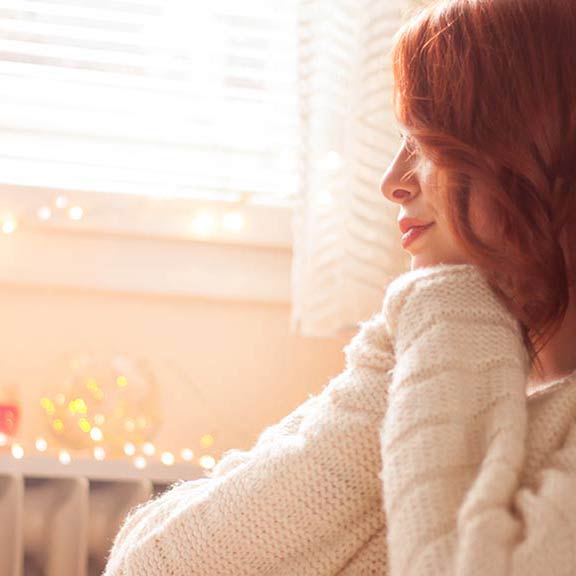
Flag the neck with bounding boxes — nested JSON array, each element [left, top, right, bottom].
[[529, 286, 576, 386]]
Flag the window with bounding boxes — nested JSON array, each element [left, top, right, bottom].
[[0, 0, 299, 247]]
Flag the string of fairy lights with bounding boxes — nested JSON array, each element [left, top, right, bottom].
[[0, 431, 217, 471], [0, 190, 260, 471], [0, 352, 221, 472], [0, 193, 247, 238]]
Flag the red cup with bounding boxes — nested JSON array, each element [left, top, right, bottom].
[[0, 403, 20, 436]]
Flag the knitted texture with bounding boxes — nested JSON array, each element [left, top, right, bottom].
[[103, 301, 396, 575], [103, 263, 576, 575], [380, 263, 576, 575]]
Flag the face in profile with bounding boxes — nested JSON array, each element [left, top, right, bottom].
[[380, 137, 491, 271]]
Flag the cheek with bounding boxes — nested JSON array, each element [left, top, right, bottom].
[[468, 187, 500, 245], [423, 166, 449, 225], [433, 170, 497, 245]]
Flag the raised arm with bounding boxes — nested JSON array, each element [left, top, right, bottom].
[[103, 395, 322, 566], [379, 263, 576, 576], [104, 307, 396, 575]]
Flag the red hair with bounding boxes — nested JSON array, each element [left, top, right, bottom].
[[390, 0, 576, 380]]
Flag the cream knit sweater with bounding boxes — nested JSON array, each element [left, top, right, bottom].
[[103, 263, 576, 575]]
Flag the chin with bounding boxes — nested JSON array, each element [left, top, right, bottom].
[[410, 254, 469, 271]]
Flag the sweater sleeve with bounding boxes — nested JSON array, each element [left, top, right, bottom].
[[103, 309, 395, 576], [379, 262, 576, 576], [103, 394, 322, 565]]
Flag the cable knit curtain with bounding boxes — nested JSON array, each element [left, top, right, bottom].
[[291, 0, 417, 338]]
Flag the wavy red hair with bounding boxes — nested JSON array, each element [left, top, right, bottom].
[[390, 0, 576, 380]]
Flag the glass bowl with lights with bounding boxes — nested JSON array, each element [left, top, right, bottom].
[[39, 351, 163, 458]]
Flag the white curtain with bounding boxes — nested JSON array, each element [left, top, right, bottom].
[[291, 0, 417, 338]]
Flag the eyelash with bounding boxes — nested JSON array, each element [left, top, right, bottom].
[[400, 133, 417, 153]]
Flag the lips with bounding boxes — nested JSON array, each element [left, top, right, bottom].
[[398, 217, 434, 235], [400, 222, 434, 249]]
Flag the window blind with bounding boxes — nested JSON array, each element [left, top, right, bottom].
[[0, 0, 300, 204]]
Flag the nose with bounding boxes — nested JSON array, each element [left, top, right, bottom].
[[380, 142, 419, 204]]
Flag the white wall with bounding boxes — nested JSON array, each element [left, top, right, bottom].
[[0, 279, 354, 463]]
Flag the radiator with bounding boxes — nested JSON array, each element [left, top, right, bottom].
[[0, 453, 206, 576]]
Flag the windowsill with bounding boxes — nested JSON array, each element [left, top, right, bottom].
[[0, 184, 295, 303], [0, 453, 205, 483]]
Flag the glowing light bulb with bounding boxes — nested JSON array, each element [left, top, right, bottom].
[[35, 438, 48, 452], [133, 456, 147, 469], [40, 397, 55, 415], [124, 442, 136, 456], [142, 442, 155, 456], [59, 449, 71, 464], [78, 418, 91, 433], [0, 433, 7, 446], [55, 195, 69, 209], [181, 448, 194, 461], [200, 434, 214, 448], [191, 212, 216, 238], [68, 206, 83, 220], [11, 443, 24, 459], [94, 447, 106, 461], [222, 212, 245, 233], [37, 206, 52, 220], [199, 455, 216, 470], [2, 218, 17, 235], [90, 427, 103, 441], [160, 451, 175, 466]]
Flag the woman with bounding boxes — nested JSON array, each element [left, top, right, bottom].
[[104, 0, 576, 574]]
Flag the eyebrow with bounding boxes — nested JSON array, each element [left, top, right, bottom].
[[398, 129, 415, 145], [399, 131, 416, 148]]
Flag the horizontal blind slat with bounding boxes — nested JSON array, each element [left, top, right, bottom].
[[0, 1, 159, 26], [0, 0, 301, 201]]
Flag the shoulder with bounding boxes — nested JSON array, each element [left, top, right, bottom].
[[522, 374, 576, 485], [381, 263, 517, 336]]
